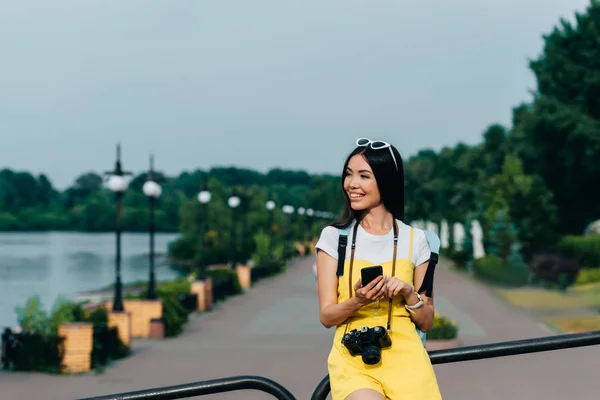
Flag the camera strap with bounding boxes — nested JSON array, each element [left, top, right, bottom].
[[345, 218, 399, 333]]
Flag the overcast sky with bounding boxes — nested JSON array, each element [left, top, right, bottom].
[[0, 0, 591, 189]]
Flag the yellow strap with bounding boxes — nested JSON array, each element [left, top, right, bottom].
[[408, 227, 414, 263]]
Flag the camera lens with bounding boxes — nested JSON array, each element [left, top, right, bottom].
[[362, 346, 381, 365]]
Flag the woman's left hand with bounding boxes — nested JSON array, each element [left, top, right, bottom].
[[384, 276, 413, 300]]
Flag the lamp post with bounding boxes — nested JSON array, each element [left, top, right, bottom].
[[297, 207, 306, 241], [266, 200, 275, 233], [104, 144, 132, 312], [306, 208, 314, 241], [228, 193, 241, 269], [142, 155, 162, 300], [282, 205, 294, 257], [197, 184, 211, 280]]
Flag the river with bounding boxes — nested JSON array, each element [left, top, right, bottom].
[[0, 231, 183, 329]]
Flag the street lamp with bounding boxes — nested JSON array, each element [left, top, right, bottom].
[[104, 143, 132, 312], [142, 155, 162, 300], [297, 207, 307, 241], [266, 200, 275, 234], [282, 205, 294, 256], [228, 193, 241, 269], [197, 184, 211, 280]]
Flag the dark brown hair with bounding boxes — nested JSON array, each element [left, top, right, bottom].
[[331, 144, 405, 229]]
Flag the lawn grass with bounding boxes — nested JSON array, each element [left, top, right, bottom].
[[496, 283, 600, 311], [545, 316, 600, 333]]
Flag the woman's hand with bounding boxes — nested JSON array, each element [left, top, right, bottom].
[[384, 276, 413, 300], [353, 276, 386, 307]]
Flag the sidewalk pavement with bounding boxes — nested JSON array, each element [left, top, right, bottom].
[[1, 256, 599, 399]]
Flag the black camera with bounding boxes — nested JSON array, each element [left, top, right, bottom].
[[341, 325, 392, 365]]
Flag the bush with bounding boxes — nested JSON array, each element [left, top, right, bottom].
[[251, 231, 286, 280], [7, 332, 65, 373], [91, 324, 129, 368], [138, 279, 192, 300], [161, 296, 188, 337], [473, 255, 529, 287], [136, 279, 193, 337], [559, 235, 600, 269], [529, 254, 581, 290], [487, 210, 517, 261], [574, 268, 600, 286], [207, 268, 242, 301], [10, 296, 129, 373], [15, 296, 50, 335], [445, 248, 469, 268], [427, 314, 458, 340]]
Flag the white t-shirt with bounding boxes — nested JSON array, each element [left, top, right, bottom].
[[315, 219, 431, 268]]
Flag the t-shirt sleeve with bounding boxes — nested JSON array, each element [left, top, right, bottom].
[[315, 226, 340, 259], [413, 229, 432, 267]]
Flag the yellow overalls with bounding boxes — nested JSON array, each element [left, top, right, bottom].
[[327, 228, 442, 399]]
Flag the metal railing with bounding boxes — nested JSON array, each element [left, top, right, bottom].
[[311, 329, 600, 400], [77, 330, 600, 400], [78, 376, 296, 400]]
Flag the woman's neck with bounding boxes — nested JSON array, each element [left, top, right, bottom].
[[359, 205, 393, 235]]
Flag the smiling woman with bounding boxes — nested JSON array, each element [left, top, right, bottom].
[[314, 138, 441, 400]]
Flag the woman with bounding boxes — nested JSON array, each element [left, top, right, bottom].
[[315, 138, 442, 400]]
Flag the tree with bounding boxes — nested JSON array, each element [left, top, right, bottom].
[[511, 0, 600, 234], [484, 154, 559, 260]]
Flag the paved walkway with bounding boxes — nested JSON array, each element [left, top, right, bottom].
[[1, 256, 599, 399]]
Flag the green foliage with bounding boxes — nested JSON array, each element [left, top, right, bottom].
[[427, 314, 458, 340], [207, 268, 243, 300], [487, 210, 517, 261], [11, 296, 129, 373], [15, 296, 50, 335], [473, 254, 529, 287], [484, 154, 559, 260], [161, 296, 188, 337], [136, 279, 193, 337], [575, 268, 600, 285], [510, 1, 600, 234], [459, 217, 474, 270], [48, 296, 86, 333], [91, 325, 130, 369], [252, 231, 286, 274], [507, 242, 532, 286], [0, 167, 341, 236], [7, 333, 65, 373], [559, 234, 600, 268]]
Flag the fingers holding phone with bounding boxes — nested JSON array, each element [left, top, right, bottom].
[[354, 266, 386, 306]]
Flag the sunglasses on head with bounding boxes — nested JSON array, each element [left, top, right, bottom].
[[356, 138, 398, 170]]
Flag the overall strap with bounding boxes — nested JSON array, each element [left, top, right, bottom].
[[347, 222, 360, 299], [386, 220, 399, 331], [408, 227, 414, 262]]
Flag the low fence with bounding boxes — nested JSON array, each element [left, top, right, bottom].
[[77, 329, 600, 400]]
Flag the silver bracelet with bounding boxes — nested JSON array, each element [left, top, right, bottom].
[[404, 293, 424, 313]]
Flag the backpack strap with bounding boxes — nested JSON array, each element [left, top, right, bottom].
[[336, 225, 352, 276], [417, 230, 441, 298]]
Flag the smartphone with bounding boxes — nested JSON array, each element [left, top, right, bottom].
[[361, 265, 383, 286]]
